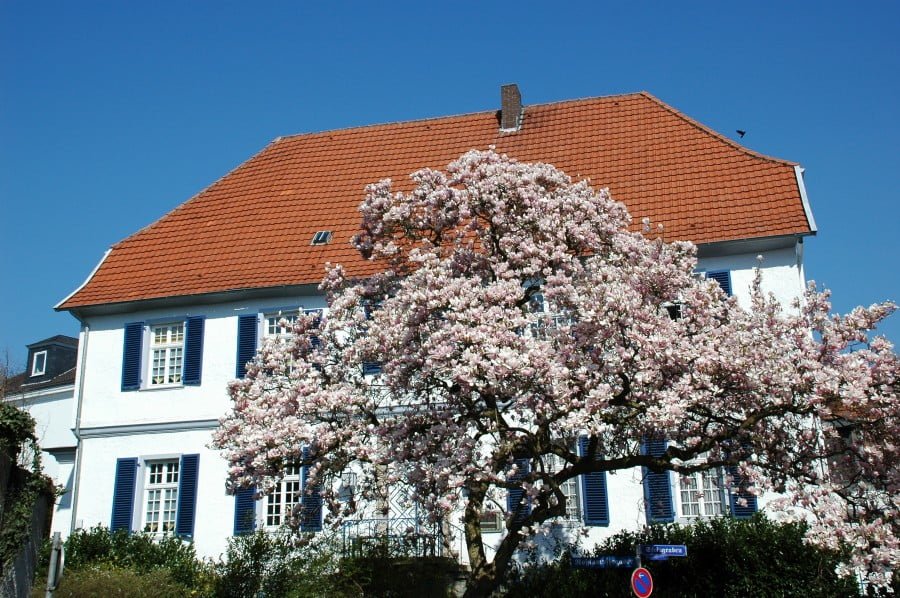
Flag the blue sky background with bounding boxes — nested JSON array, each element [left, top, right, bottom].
[[1, 1, 898, 369]]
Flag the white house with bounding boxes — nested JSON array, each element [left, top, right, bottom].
[[55, 85, 816, 560]]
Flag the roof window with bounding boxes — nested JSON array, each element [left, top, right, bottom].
[[311, 231, 332, 245]]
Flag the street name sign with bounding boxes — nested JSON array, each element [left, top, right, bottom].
[[641, 544, 688, 560], [571, 556, 637, 569]]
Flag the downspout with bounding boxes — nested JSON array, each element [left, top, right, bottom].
[[68, 319, 89, 534]]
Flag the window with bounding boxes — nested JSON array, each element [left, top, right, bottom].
[[265, 465, 302, 527], [31, 350, 47, 376], [265, 312, 299, 339], [150, 323, 184, 385], [122, 317, 204, 391], [311, 230, 332, 245], [143, 460, 179, 534], [544, 454, 581, 521], [111, 454, 198, 536], [678, 469, 726, 518]]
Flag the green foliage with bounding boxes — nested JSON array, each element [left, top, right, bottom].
[[50, 526, 459, 597], [504, 516, 861, 598], [61, 526, 210, 590], [35, 563, 192, 598], [0, 469, 52, 572], [0, 404, 52, 572], [0, 402, 35, 455]]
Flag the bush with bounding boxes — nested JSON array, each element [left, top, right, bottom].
[[37, 564, 191, 598], [214, 530, 365, 598], [504, 516, 862, 598], [60, 527, 210, 590], [0, 403, 36, 456]]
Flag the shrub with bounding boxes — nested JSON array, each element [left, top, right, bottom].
[[38, 564, 191, 598], [213, 530, 361, 598], [61, 527, 209, 589], [504, 515, 862, 598]]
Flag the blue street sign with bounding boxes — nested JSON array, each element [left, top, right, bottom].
[[641, 544, 688, 560], [571, 556, 637, 569]]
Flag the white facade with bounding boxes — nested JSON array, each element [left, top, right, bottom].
[[64, 241, 807, 559]]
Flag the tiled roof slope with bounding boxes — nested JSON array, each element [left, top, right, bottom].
[[59, 92, 812, 310], [4, 368, 76, 395]]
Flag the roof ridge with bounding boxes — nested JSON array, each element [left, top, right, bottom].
[[637, 91, 798, 167], [277, 92, 649, 141]]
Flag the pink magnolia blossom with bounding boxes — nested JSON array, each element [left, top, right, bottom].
[[212, 149, 898, 595]]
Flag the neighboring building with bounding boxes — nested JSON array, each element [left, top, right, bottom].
[[3, 335, 79, 538], [55, 85, 816, 559]]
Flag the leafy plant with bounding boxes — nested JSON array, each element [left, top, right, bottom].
[[504, 516, 862, 597], [35, 563, 192, 598], [61, 527, 209, 589]]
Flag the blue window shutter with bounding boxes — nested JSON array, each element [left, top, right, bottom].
[[300, 446, 323, 532], [111, 458, 138, 532], [707, 270, 732, 296], [236, 315, 258, 379], [183, 317, 205, 385], [233, 487, 256, 535], [578, 437, 610, 526], [641, 438, 675, 523], [506, 457, 532, 524], [121, 323, 144, 391], [362, 362, 382, 375], [728, 466, 759, 519], [176, 454, 200, 537]]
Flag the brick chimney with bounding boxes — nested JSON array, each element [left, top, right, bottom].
[[500, 83, 522, 131]]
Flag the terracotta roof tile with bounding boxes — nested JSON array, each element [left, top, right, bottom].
[[59, 92, 813, 310]]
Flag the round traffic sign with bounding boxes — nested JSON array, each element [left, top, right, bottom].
[[631, 566, 653, 598]]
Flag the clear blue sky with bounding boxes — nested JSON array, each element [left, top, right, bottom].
[[1, 1, 898, 369]]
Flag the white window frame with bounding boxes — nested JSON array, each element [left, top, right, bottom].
[[676, 467, 727, 520], [31, 350, 47, 377], [144, 321, 185, 388], [261, 307, 324, 341], [141, 459, 180, 535], [263, 464, 303, 529], [543, 453, 582, 522]]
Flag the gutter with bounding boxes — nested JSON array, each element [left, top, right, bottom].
[[794, 165, 818, 234], [68, 322, 90, 534]]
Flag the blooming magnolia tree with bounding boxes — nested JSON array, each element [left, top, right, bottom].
[[212, 150, 898, 595]]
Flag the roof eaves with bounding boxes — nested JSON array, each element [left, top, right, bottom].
[[794, 165, 818, 234], [56, 248, 111, 311]]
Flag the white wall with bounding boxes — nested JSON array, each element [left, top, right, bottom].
[[78, 293, 327, 429], [75, 430, 233, 558]]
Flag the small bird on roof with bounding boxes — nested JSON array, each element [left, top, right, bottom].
[[736, 130, 746, 138]]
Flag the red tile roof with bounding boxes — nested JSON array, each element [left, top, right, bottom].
[[58, 92, 813, 310]]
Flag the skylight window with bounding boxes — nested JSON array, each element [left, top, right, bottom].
[[311, 231, 332, 245]]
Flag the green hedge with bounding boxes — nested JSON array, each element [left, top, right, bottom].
[[504, 516, 862, 597]]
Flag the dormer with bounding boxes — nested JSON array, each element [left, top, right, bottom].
[[24, 335, 78, 385]]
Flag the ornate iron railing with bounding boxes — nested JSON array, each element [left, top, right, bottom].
[[341, 517, 445, 558]]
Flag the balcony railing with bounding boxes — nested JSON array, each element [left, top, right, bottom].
[[341, 517, 445, 558]]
